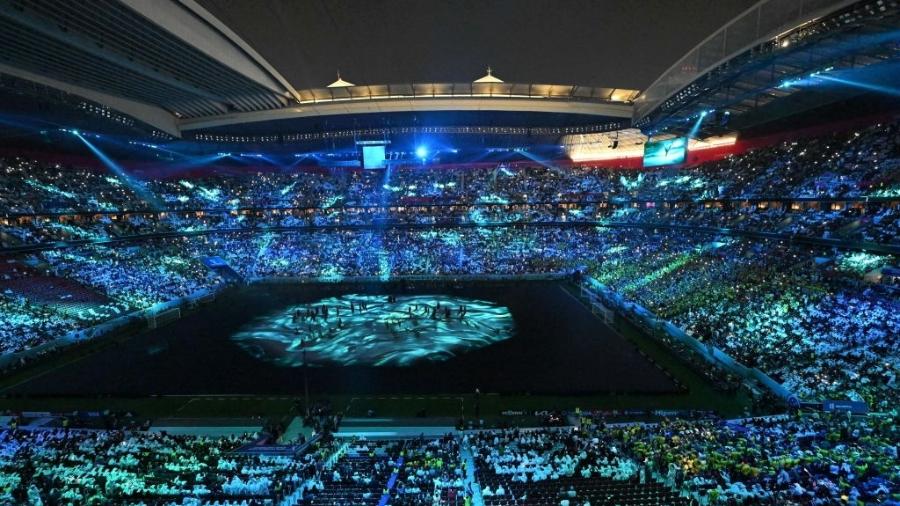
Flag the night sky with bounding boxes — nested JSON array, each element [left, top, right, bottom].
[[198, 0, 758, 91]]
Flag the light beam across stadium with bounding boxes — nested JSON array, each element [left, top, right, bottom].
[[815, 74, 900, 97], [686, 110, 710, 139], [73, 131, 163, 210], [517, 149, 559, 171]]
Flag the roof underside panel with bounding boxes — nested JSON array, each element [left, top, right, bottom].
[[633, 0, 900, 135], [0, 0, 287, 118]]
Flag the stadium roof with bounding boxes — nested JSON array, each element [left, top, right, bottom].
[[179, 82, 640, 132], [0, 0, 894, 142], [473, 68, 504, 84], [0, 0, 755, 139], [633, 0, 900, 135]]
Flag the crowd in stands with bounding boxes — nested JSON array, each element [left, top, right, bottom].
[[471, 425, 685, 505], [305, 439, 398, 505], [600, 202, 899, 246], [390, 435, 464, 505], [623, 413, 899, 505], [0, 225, 895, 409], [0, 238, 219, 360], [0, 294, 81, 357], [1, 117, 897, 250], [1, 411, 895, 505], [0, 426, 317, 505], [471, 412, 899, 505], [587, 230, 899, 410], [40, 238, 217, 310], [3, 118, 898, 215], [0, 159, 142, 215], [0, 423, 467, 506], [3, 197, 897, 250], [0, 120, 897, 409]]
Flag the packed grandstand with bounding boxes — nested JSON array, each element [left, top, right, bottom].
[[0, 0, 898, 505]]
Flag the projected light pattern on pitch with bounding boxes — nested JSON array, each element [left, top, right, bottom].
[[232, 294, 514, 367]]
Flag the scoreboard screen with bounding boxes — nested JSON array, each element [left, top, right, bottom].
[[361, 144, 387, 169], [643, 137, 687, 167]]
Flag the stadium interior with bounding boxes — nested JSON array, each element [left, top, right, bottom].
[[0, 0, 897, 504]]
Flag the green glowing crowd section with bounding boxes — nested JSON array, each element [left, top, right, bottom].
[[231, 294, 515, 367]]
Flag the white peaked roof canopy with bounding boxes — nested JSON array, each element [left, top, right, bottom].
[[473, 66, 504, 83], [327, 72, 355, 88]]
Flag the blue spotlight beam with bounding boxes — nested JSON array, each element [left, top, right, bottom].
[[686, 110, 710, 139], [517, 149, 558, 171], [73, 132, 163, 210], [816, 74, 900, 97]]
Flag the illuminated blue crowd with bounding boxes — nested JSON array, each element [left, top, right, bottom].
[[471, 413, 899, 505], [1, 226, 897, 409], [0, 122, 897, 406], [0, 412, 896, 505], [1, 118, 897, 250]]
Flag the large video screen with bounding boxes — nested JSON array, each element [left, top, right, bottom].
[[362, 145, 386, 169], [643, 137, 687, 167]]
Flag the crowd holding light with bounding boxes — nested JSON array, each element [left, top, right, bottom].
[[0, 1, 897, 503], [0, 131, 899, 505], [0, 119, 898, 506], [0, 120, 898, 406], [0, 236, 218, 357], [472, 413, 899, 505], [3, 197, 897, 250], [2, 225, 897, 408], [586, 232, 899, 410], [0, 412, 895, 505], [1, 119, 898, 219], [0, 424, 323, 504], [0, 120, 897, 256]]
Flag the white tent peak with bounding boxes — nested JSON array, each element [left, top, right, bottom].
[[327, 71, 355, 88], [474, 66, 503, 83]]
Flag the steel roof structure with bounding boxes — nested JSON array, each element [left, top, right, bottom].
[[0, 0, 895, 142], [0, 0, 638, 138], [633, 0, 900, 136]]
